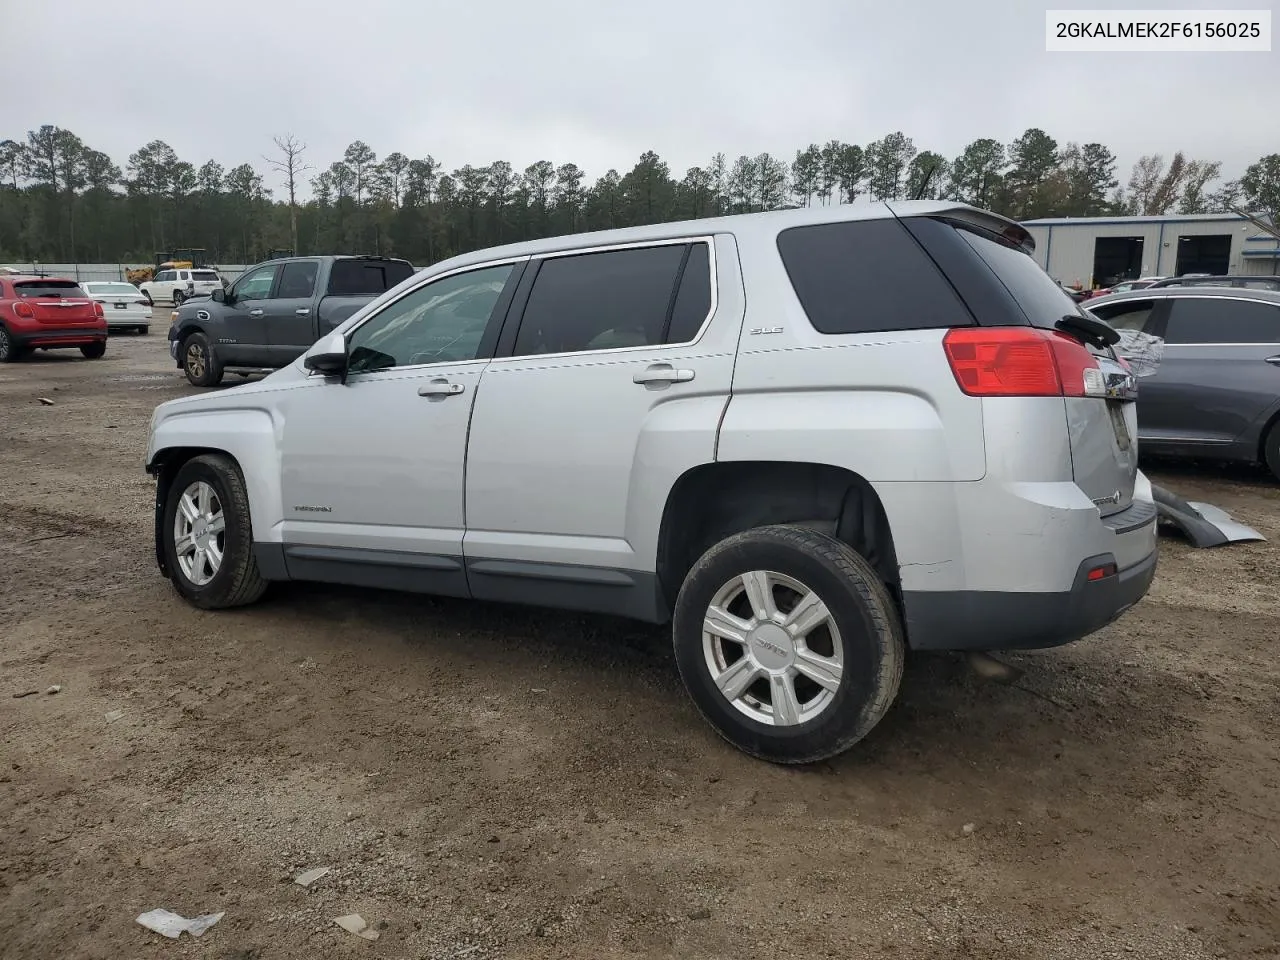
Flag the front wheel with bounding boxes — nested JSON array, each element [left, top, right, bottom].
[[181, 332, 223, 387], [162, 454, 268, 609], [0, 325, 23, 363], [80, 341, 107, 359], [673, 524, 905, 765]]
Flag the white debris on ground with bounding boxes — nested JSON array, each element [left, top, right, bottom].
[[135, 908, 224, 939], [293, 866, 330, 887], [333, 913, 380, 940]]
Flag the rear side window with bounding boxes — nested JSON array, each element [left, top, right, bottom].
[[327, 259, 414, 296], [1164, 298, 1280, 344], [513, 244, 687, 356], [666, 242, 713, 343], [955, 227, 1083, 329], [776, 219, 972, 335], [14, 281, 85, 298], [277, 261, 318, 299]]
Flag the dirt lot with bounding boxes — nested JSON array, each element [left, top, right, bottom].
[[1, 333, 1278, 960]]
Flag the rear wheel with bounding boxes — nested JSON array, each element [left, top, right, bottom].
[[80, 341, 107, 359], [172, 290, 185, 306], [672, 524, 904, 765], [162, 455, 268, 609], [142, 290, 154, 306], [1264, 422, 1280, 482], [137, 325, 150, 335], [181, 332, 223, 387]]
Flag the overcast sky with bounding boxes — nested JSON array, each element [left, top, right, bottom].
[[0, 0, 1273, 197]]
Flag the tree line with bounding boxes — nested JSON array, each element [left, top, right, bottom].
[[1, 123, 1277, 268]]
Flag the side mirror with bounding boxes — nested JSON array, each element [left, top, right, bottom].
[[210, 288, 225, 303], [304, 331, 348, 380]]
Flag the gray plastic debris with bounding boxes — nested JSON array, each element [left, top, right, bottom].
[[1113, 329, 1164, 378], [37, 397, 54, 406], [334, 914, 380, 940], [136, 908, 224, 939], [294, 866, 330, 887], [104, 710, 124, 723], [46, 685, 61, 695], [1152, 484, 1266, 548]]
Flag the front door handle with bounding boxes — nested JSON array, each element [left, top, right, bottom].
[[1265, 356, 1280, 366], [248, 308, 264, 318], [633, 363, 695, 386], [418, 379, 465, 399], [295, 308, 311, 316]]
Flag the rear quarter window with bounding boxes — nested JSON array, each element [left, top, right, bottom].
[[327, 260, 415, 296], [953, 226, 1084, 329], [776, 219, 973, 335]]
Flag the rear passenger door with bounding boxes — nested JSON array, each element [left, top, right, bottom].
[[1142, 296, 1280, 448], [462, 236, 741, 619], [263, 260, 321, 361]]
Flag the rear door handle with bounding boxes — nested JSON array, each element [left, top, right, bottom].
[[248, 308, 263, 317], [418, 379, 465, 398], [633, 363, 695, 386], [295, 308, 311, 316], [1266, 356, 1280, 366]]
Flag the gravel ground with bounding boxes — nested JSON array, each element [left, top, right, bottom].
[[2, 334, 1278, 959]]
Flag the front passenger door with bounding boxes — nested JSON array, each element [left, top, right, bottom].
[[219, 264, 278, 365], [275, 260, 523, 592]]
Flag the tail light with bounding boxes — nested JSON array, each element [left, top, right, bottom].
[[92, 301, 105, 320], [13, 301, 34, 319], [943, 327, 1106, 399]]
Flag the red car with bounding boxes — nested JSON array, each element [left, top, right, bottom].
[[0, 275, 108, 363]]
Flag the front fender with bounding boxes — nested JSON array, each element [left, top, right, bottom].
[[147, 406, 284, 544]]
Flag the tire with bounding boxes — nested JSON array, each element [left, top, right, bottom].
[[137, 325, 150, 335], [142, 290, 154, 306], [181, 332, 223, 387], [0, 325, 22, 363], [162, 454, 268, 610], [1264, 422, 1280, 482], [672, 524, 905, 765], [172, 290, 185, 306], [80, 341, 107, 359]]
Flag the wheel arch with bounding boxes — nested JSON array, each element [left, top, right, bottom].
[[656, 460, 901, 617]]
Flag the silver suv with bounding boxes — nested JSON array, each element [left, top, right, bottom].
[[145, 201, 1158, 764]]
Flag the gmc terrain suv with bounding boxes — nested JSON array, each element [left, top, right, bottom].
[[145, 201, 1158, 764]]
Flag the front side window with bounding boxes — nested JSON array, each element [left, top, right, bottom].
[[512, 244, 688, 356], [1164, 297, 1280, 345], [1090, 299, 1156, 332], [347, 264, 514, 373], [233, 265, 278, 302]]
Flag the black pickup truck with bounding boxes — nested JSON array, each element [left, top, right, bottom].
[[166, 255, 415, 386]]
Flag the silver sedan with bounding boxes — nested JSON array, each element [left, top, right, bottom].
[[81, 281, 153, 334]]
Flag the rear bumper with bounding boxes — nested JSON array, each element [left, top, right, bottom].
[[12, 328, 108, 348], [107, 317, 149, 330], [903, 547, 1157, 651]]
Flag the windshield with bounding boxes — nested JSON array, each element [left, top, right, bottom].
[[87, 282, 140, 296], [14, 280, 86, 298]]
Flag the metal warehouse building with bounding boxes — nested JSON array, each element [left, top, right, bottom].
[[1021, 212, 1280, 290]]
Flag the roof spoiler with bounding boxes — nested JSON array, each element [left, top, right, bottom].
[[886, 201, 1036, 255]]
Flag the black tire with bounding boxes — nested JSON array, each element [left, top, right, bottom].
[[1264, 422, 1280, 482], [172, 290, 185, 306], [162, 454, 268, 610], [137, 325, 150, 335], [181, 332, 223, 387], [672, 524, 904, 765], [0, 325, 22, 363], [142, 290, 154, 306], [80, 341, 107, 359]]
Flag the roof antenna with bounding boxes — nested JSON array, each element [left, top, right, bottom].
[[912, 161, 940, 201]]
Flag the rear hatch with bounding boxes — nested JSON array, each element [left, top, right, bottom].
[[946, 221, 1138, 516], [189, 270, 223, 294], [13, 280, 100, 326]]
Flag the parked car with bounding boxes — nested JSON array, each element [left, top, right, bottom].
[[145, 201, 1157, 764], [165, 255, 415, 386], [1090, 277, 1166, 298], [80, 280, 153, 334], [139, 266, 224, 306], [0, 275, 108, 362], [1146, 275, 1280, 292], [1087, 287, 1280, 479]]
